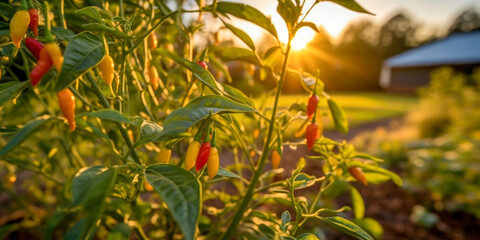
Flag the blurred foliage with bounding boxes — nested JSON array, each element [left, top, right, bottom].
[[378, 67, 480, 219]]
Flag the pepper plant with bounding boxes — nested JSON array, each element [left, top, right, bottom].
[[0, 0, 401, 239]]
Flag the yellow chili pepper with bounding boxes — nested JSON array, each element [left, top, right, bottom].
[[147, 65, 159, 90], [158, 147, 172, 164], [99, 54, 114, 86], [271, 150, 281, 169], [185, 141, 200, 170], [144, 181, 154, 192], [57, 89, 76, 131], [45, 43, 63, 72], [207, 147, 219, 180], [148, 33, 158, 49], [10, 10, 30, 48]]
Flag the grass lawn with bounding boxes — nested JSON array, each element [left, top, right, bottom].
[[256, 92, 418, 137]]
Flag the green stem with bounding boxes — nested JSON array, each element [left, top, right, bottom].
[[125, 11, 178, 55], [57, 0, 67, 28], [85, 72, 141, 164], [221, 42, 292, 240]]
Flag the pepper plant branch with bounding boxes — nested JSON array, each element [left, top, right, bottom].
[[221, 42, 292, 240], [85, 72, 141, 164]]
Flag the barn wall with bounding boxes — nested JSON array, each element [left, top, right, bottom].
[[386, 63, 480, 94]]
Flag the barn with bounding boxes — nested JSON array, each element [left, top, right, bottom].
[[380, 31, 480, 93]]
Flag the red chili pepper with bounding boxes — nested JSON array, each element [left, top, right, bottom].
[[348, 167, 368, 186], [195, 141, 211, 172], [30, 47, 53, 86], [197, 60, 207, 70], [25, 37, 43, 60], [307, 94, 319, 120], [28, 8, 39, 37], [306, 122, 319, 150]]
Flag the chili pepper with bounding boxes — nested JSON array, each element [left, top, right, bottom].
[[195, 131, 211, 172], [207, 131, 219, 179], [10, 1, 30, 48], [99, 54, 114, 86], [158, 147, 171, 164], [306, 121, 319, 150], [147, 65, 159, 90], [28, 8, 38, 37], [197, 60, 207, 70], [45, 42, 63, 72], [148, 32, 158, 49], [271, 149, 281, 169], [30, 47, 53, 86], [25, 37, 43, 60], [144, 181, 154, 192], [57, 89, 76, 131], [43, 2, 63, 72], [185, 141, 201, 170], [307, 94, 319, 120], [348, 167, 367, 186]]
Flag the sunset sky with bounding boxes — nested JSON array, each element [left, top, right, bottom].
[[236, 0, 480, 45]]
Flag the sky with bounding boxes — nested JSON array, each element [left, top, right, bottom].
[[236, 0, 480, 44]]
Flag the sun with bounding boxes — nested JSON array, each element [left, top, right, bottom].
[[291, 27, 316, 50]]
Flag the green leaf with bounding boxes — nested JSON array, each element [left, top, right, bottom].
[[281, 211, 291, 232], [291, 157, 306, 178], [52, 27, 76, 41], [0, 81, 29, 108], [0, 115, 53, 157], [84, 109, 132, 124], [139, 120, 163, 141], [107, 223, 131, 240], [350, 187, 365, 219], [296, 21, 319, 33], [351, 162, 403, 186], [221, 47, 262, 66], [80, 23, 129, 39], [292, 173, 316, 190], [353, 153, 384, 163], [258, 224, 276, 239], [72, 166, 118, 239], [163, 95, 255, 136], [277, 0, 299, 31], [223, 22, 256, 50], [146, 164, 201, 240], [321, 177, 350, 198], [64, 219, 96, 240], [76, 6, 103, 22], [55, 32, 105, 91], [209, 2, 278, 38], [327, 98, 349, 134], [352, 218, 383, 240], [207, 55, 233, 83], [322, 216, 374, 240], [0, 3, 14, 19], [325, 0, 373, 14], [297, 233, 320, 240], [216, 167, 240, 179], [155, 48, 225, 95], [222, 84, 256, 108]]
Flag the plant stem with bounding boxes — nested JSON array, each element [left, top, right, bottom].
[[85, 72, 141, 164], [221, 42, 292, 240]]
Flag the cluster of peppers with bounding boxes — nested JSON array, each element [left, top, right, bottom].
[[306, 83, 321, 150], [184, 118, 220, 180], [147, 33, 159, 90], [305, 79, 367, 185], [15, 2, 75, 131], [19, 2, 116, 132]]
